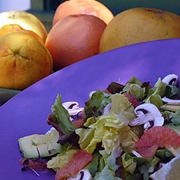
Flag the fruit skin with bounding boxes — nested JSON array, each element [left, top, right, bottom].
[[52, 0, 114, 25], [0, 32, 53, 90], [0, 24, 43, 43], [0, 11, 47, 43], [45, 14, 107, 71], [99, 8, 180, 53]]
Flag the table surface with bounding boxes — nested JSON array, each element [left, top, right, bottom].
[[0, 38, 180, 179]]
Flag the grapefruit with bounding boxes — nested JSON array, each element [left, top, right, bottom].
[[45, 14, 106, 71], [52, 0, 114, 25], [55, 150, 92, 180], [99, 8, 180, 53], [0, 32, 53, 90], [135, 126, 180, 158], [0, 10, 47, 43], [0, 24, 43, 43]]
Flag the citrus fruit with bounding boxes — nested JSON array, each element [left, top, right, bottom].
[[55, 150, 92, 180], [0, 24, 43, 43], [150, 155, 180, 180], [0, 10, 47, 43], [45, 14, 106, 71], [135, 126, 180, 158], [99, 8, 180, 53], [52, 0, 114, 25], [0, 32, 53, 90]]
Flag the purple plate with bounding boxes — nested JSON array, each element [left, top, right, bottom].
[[0, 38, 180, 180]]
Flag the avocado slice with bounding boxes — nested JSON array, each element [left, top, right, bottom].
[[18, 129, 60, 159]]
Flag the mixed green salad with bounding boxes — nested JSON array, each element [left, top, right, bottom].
[[18, 74, 180, 180]]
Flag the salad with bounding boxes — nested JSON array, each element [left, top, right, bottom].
[[18, 74, 180, 180]]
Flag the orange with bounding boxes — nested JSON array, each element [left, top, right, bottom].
[[135, 126, 180, 158], [0, 10, 47, 43], [99, 8, 180, 53], [52, 0, 114, 25], [0, 24, 43, 43], [45, 14, 106, 71], [0, 32, 53, 90]]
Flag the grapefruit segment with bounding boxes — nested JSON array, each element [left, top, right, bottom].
[[55, 149, 92, 180], [135, 126, 180, 158]]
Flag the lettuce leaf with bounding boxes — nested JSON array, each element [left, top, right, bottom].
[[94, 165, 122, 180], [148, 78, 167, 96], [84, 90, 111, 119], [47, 94, 77, 135], [94, 148, 122, 180], [122, 76, 145, 100], [165, 85, 179, 98], [121, 152, 159, 179], [110, 93, 136, 121], [145, 94, 163, 108], [171, 110, 180, 125], [85, 152, 101, 177], [144, 78, 166, 107], [76, 114, 138, 155], [47, 148, 78, 171], [122, 153, 136, 174]]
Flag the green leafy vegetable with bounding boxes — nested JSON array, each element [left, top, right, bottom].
[[123, 77, 145, 100], [171, 111, 180, 125], [85, 152, 101, 177], [165, 85, 179, 98], [47, 94, 77, 135], [144, 78, 166, 107], [155, 149, 174, 163], [121, 152, 159, 179], [94, 148, 122, 180], [47, 148, 78, 171], [76, 114, 138, 155], [84, 91, 111, 119], [110, 93, 136, 121]]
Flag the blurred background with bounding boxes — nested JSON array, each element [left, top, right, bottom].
[[0, 0, 180, 32]]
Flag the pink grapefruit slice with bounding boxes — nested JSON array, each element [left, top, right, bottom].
[[135, 126, 180, 158]]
